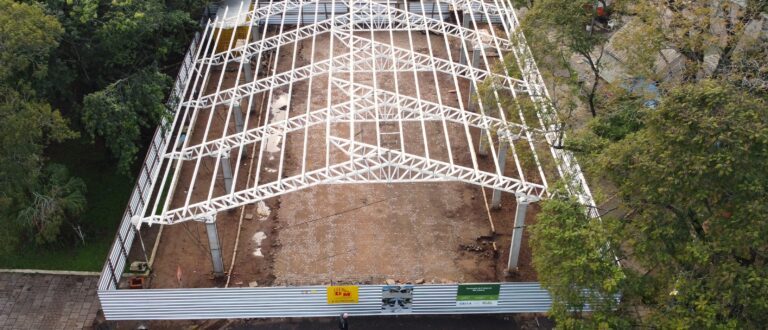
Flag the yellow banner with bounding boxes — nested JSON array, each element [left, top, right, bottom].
[[327, 285, 359, 304]]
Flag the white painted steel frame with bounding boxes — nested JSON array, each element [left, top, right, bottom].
[[97, 0, 610, 320], [133, 0, 556, 228], [133, 0, 560, 225]]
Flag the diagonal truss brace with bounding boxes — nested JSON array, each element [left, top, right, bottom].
[[139, 157, 389, 226], [329, 137, 546, 199], [202, 2, 512, 66], [140, 136, 543, 226], [331, 79, 534, 138], [184, 34, 526, 109], [168, 77, 536, 161]]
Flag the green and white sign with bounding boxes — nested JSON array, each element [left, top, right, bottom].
[[456, 284, 501, 306]]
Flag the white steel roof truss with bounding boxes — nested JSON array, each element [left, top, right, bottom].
[[134, 0, 557, 227]]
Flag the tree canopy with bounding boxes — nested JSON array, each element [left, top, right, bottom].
[[0, 0, 79, 254], [520, 1, 768, 327], [82, 69, 171, 173], [0, 0, 199, 256], [599, 81, 768, 328]]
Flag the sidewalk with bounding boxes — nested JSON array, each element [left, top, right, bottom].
[[0, 272, 100, 330]]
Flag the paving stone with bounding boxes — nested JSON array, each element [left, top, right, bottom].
[[0, 273, 100, 330]]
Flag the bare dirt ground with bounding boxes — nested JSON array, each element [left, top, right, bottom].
[[148, 29, 539, 289]]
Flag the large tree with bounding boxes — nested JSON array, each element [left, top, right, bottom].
[[616, 0, 767, 93], [0, 0, 62, 88], [522, 0, 623, 117], [82, 69, 171, 174], [0, 0, 79, 253], [598, 81, 768, 328], [536, 81, 768, 328], [530, 189, 628, 329]]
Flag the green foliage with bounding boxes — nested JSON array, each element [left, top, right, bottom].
[[522, 0, 626, 117], [0, 0, 198, 267], [590, 91, 646, 142], [0, 0, 63, 88], [93, 1, 193, 79], [43, 0, 194, 172], [17, 164, 86, 245], [524, 0, 603, 55], [531, 188, 628, 329], [0, 0, 78, 254], [82, 69, 171, 174], [0, 88, 74, 194], [599, 81, 768, 328], [0, 138, 134, 271]]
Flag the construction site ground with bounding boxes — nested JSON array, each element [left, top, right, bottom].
[[143, 30, 541, 289]]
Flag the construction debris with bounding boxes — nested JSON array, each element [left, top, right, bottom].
[[256, 201, 270, 220]]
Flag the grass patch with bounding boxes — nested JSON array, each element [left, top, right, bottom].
[[0, 138, 133, 271]]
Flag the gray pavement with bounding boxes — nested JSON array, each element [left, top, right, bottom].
[[0, 272, 100, 330]]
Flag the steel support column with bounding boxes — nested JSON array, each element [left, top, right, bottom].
[[243, 61, 254, 83], [468, 47, 481, 113], [219, 152, 233, 193], [491, 137, 508, 209], [507, 196, 530, 271], [470, 47, 488, 156], [459, 13, 470, 65], [232, 101, 245, 133], [249, 22, 260, 44], [205, 217, 225, 277]]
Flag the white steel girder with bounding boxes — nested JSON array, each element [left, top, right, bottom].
[[329, 137, 546, 198], [143, 136, 543, 226], [168, 78, 535, 161], [201, 2, 512, 66], [183, 33, 526, 109]]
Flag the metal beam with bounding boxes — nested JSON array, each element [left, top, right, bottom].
[[168, 79, 536, 161], [183, 34, 526, 110]]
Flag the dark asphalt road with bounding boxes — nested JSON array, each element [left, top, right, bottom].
[[101, 314, 554, 330]]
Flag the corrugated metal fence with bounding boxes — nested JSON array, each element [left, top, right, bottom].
[[99, 283, 551, 320], [96, 32, 200, 292], [96, 1, 560, 320]]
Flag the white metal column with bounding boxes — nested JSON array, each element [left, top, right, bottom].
[[469, 46, 489, 157], [508, 195, 530, 271]]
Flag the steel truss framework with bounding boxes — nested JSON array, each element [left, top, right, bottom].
[[133, 0, 565, 228]]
